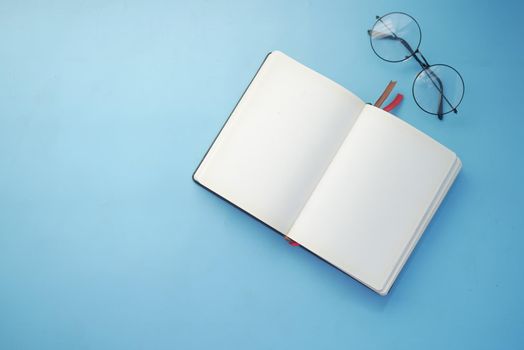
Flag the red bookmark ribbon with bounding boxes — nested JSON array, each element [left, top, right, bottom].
[[383, 93, 404, 112]]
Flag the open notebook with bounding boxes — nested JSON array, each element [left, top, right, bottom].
[[193, 51, 461, 295]]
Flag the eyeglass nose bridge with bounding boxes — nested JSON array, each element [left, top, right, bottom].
[[409, 49, 431, 69]]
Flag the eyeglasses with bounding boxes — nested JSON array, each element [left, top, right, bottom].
[[368, 12, 465, 120]]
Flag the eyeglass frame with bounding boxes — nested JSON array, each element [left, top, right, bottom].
[[368, 12, 465, 120]]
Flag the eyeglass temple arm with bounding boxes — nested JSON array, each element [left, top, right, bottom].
[[368, 30, 427, 67], [426, 68, 445, 119], [368, 29, 446, 119]]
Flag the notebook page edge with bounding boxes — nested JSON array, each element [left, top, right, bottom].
[[380, 155, 461, 295]]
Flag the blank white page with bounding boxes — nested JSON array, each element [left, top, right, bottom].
[[194, 51, 365, 234], [287, 105, 459, 295]]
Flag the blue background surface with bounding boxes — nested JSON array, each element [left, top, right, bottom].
[[1, 0, 522, 349]]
